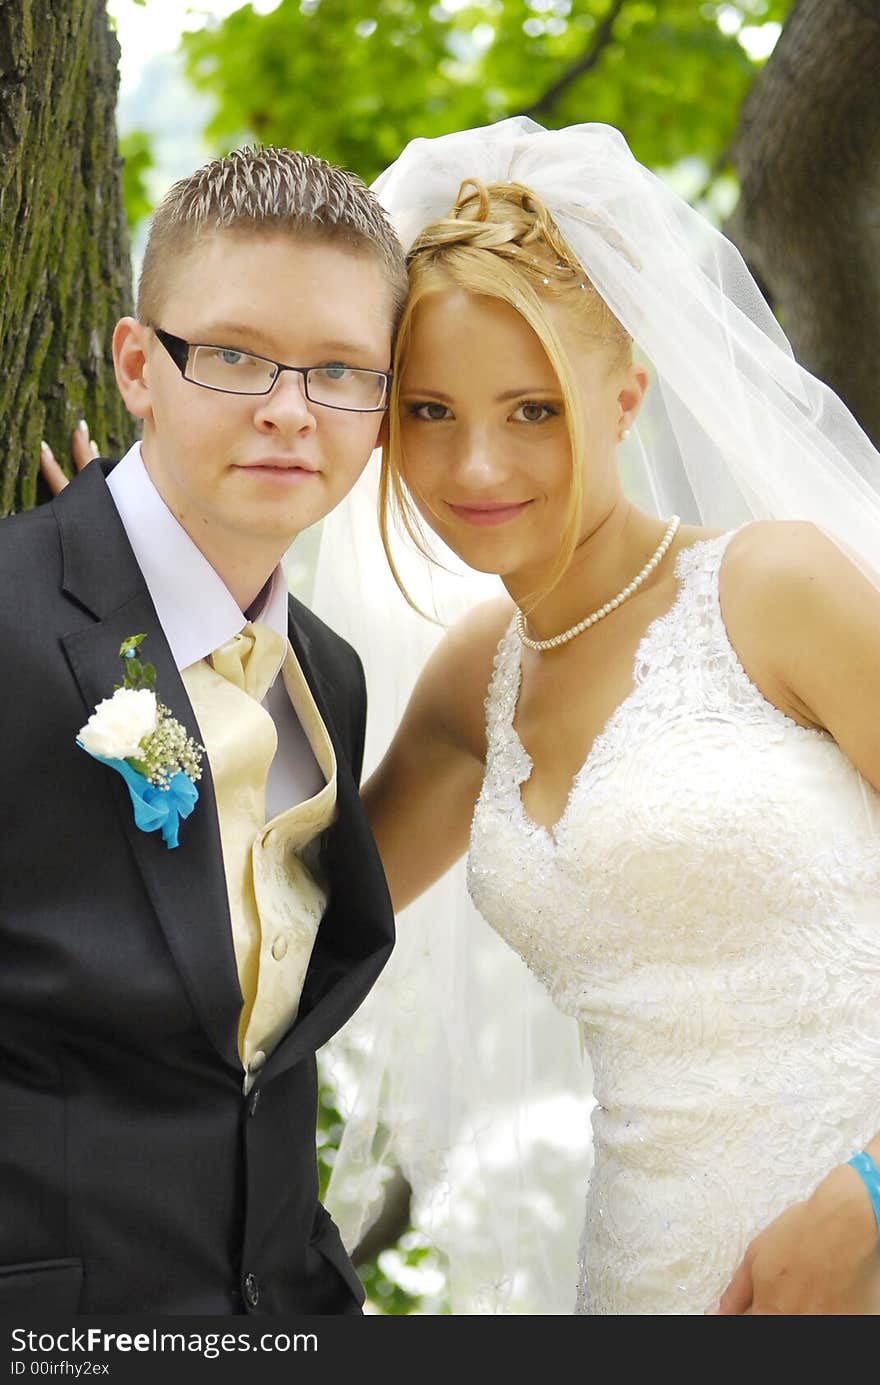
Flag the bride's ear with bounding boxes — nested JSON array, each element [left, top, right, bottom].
[[617, 362, 649, 433]]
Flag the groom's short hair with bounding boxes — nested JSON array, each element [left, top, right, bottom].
[[137, 144, 407, 324]]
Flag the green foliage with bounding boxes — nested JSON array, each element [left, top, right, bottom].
[[358, 1234, 451, 1316], [119, 129, 156, 233], [316, 1073, 346, 1201], [182, 0, 796, 186]]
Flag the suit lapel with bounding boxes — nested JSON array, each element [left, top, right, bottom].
[[55, 463, 243, 1070]]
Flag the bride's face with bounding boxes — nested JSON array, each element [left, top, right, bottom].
[[396, 286, 624, 583]]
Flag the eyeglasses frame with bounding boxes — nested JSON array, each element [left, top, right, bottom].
[[151, 326, 392, 413]]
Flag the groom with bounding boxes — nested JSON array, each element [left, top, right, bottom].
[[0, 147, 406, 1314]]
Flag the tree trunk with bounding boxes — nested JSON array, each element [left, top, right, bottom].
[[0, 0, 133, 516], [729, 0, 880, 445]]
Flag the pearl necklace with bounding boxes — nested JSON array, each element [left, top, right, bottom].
[[514, 515, 681, 652]]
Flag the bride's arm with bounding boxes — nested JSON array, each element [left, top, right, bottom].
[[713, 520, 880, 1314], [362, 597, 511, 914]]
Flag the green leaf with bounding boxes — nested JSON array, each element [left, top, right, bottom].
[[120, 130, 156, 234]]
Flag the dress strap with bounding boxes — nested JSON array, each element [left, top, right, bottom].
[[483, 619, 521, 724], [631, 529, 740, 685], [481, 619, 532, 788], [635, 525, 803, 734]]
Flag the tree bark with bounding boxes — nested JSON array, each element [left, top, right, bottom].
[[0, 0, 133, 516], [729, 0, 880, 444]]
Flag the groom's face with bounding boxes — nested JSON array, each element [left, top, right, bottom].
[[114, 229, 393, 566]]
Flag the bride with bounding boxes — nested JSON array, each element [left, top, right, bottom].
[[313, 117, 880, 1315]]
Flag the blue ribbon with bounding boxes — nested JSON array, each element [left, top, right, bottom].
[[79, 746, 199, 849]]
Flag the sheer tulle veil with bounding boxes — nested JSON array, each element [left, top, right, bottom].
[[310, 116, 880, 1313]]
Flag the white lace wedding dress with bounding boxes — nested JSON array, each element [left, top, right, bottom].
[[467, 532, 880, 1315]]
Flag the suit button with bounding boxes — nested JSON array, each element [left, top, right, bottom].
[[271, 935, 288, 961], [249, 1049, 266, 1073], [244, 1272, 260, 1309]]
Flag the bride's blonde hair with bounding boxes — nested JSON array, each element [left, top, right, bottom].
[[380, 178, 632, 613]]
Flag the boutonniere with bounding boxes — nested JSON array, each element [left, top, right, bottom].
[[77, 634, 205, 849]]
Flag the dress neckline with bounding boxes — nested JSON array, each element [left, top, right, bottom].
[[500, 531, 736, 846]]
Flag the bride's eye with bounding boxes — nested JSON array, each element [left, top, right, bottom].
[[407, 402, 453, 422], [512, 400, 558, 423]]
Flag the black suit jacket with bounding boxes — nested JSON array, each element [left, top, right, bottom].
[[0, 461, 394, 1314]]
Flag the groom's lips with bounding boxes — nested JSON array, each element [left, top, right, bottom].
[[446, 500, 533, 526], [236, 456, 320, 476]]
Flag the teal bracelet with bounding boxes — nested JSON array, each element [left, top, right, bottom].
[[847, 1150, 880, 1239]]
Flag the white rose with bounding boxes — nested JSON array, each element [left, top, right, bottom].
[[77, 687, 158, 760]]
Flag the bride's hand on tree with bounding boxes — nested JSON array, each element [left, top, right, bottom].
[[40, 421, 99, 495], [710, 1161, 880, 1314]]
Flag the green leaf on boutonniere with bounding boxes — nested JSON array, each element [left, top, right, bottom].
[[117, 633, 157, 692]]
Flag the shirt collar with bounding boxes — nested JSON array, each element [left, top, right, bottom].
[[106, 442, 289, 676]]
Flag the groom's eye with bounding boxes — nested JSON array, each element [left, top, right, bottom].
[[217, 349, 248, 366], [319, 363, 354, 381]]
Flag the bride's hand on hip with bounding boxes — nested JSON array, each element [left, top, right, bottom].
[[40, 421, 99, 495], [710, 1163, 880, 1314]]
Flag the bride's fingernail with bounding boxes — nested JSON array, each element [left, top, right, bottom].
[[78, 418, 89, 434], [704, 1301, 721, 1314], [40, 440, 50, 453]]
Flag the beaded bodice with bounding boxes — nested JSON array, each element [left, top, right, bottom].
[[468, 532, 880, 1314]]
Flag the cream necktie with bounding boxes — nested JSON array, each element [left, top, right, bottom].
[[209, 621, 285, 703], [182, 624, 336, 1088]]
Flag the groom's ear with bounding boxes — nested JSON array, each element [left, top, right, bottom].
[[112, 317, 153, 422]]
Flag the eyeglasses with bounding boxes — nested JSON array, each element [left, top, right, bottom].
[[152, 327, 391, 412]]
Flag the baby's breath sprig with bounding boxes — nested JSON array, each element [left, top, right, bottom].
[[137, 705, 204, 789]]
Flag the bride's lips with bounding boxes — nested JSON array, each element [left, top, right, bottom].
[[446, 500, 532, 527]]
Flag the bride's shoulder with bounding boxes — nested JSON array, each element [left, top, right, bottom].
[[722, 519, 861, 598], [445, 595, 517, 679], [446, 593, 516, 648], [430, 594, 515, 680], [721, 519, 879, 674], [413, 595, 515, 728]]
